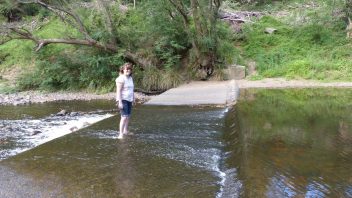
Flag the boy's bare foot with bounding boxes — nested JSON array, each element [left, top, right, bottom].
[[117, 132, 124, 139], [117, 135, 124, 139]]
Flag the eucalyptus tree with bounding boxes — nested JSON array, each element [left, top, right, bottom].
[[0, 0, 148, 66], [166, 0, 223, 77], [346, 0, 352, 38], [1, 0, 229, 78]]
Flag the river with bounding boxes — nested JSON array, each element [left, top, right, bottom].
[[0, 88, 351, 197]]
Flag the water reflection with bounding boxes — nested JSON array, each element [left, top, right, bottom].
[[223, 89, 352, 197]]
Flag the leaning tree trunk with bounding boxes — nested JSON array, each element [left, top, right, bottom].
[[346, 0, 352, 38], [0, 0, 152, 69]]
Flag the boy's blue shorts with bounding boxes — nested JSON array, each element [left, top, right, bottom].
[[119, 100, 132, 117]]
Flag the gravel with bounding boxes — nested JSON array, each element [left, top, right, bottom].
[[0, 91, 150, 106]]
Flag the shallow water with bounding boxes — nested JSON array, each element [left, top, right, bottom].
[[0, 103, 227, 197], [0, 89, 352, 197], [0, 100, 115, 160], [223, 88, 352, 197]]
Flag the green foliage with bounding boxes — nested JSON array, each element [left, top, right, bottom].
[[216, 21, 239, 65], [79, 52, 124, 91], [153, 37, 185, 69], [139, 67, 162, 91], [36, 18, 80, 39], [345, 0, 352, 19], [118, 7, 148, 49], [0, 40, 34, 69], [18, 49, 124, 92], [241, 7, 352, 81], [0, 78, 18, 94], [119, 0, 190, 69]]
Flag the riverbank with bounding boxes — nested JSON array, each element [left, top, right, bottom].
[[2, 78, 352, 106], [0, 91, 150, 106]]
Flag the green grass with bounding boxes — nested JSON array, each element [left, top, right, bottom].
[[0, 79, 18, 94], [0, 17, 79, 69], [239, 6, 352, 81], [0, 40, 34, 69]]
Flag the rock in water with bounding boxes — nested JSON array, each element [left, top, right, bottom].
[[56, 109, 67, 116], [32, 130, 42, 136]]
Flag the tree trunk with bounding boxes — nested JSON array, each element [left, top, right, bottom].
[[189, 0, 221, 79]]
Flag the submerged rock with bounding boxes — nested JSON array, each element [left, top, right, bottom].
[[69, 126, 78, 132], [69, 112, 80, 116], [0, 138, 8, 144], [32, 131, 42, 136], [56, 110, 67, 116]]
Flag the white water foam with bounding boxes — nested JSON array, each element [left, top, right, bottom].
[[26, 114, 113, 145], [0, 113, 113, 160], [213, 154, 227, 198]]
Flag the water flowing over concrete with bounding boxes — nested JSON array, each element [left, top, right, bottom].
[[0, 113, 114, 160]]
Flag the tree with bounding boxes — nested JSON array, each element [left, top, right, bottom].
[[1, 0, 228, 77], [0, 0, 149, 66], [345, 0, 352, 38], [167, 0, 222, 78]]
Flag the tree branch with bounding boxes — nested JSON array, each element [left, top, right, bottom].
[[5, 26, 117, 52], [96, 0, 117, 44], [124, 51, 152, 68], [19, 0, 93, 41], [9, 27, 38, 42], [5, 1, 150, 68], [167, 0, 190, 25], [33, 38, 117, 52]]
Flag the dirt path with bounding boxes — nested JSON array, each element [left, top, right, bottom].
[[236, 78, 352, 89]]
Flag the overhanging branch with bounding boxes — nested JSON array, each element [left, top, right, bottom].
[[18, 0, 93, 41]]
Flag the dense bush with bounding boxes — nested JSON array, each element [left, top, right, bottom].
[[18, 49, 123, 92], [2, 0, 352, 94]]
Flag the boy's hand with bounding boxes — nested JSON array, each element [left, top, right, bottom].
[[118, 101, 123, 109]]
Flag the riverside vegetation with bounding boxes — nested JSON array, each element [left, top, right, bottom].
[[0, 0, 352, 94]]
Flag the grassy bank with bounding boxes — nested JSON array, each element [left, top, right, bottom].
[[236, 0, 352, 81]]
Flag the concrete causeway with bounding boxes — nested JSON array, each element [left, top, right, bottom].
[[145, 80, 239, 106]]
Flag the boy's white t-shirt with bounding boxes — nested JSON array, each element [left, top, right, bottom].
[[116, 75, 134, 102]]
